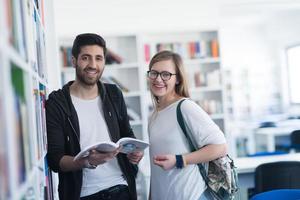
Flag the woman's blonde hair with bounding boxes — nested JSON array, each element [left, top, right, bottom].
[[148, 50, 190, 106]]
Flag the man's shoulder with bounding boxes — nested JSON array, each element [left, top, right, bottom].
[[103, 83, 121, 97], [47, 88, 65, 101], [104, 83, 119, 91]]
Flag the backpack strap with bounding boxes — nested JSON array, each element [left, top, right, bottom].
[[176, 99, 209, 184]]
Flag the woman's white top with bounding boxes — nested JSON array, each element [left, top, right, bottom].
[[149, 99, 226, 200]]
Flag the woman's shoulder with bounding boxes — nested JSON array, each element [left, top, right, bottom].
[[179, 98, 199, 110], [179, 98, 208, 117]]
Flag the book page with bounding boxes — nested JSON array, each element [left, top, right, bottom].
[[73, 138, 149, 161], [117, 137, 149, 154], [74, 141, 119, 161]]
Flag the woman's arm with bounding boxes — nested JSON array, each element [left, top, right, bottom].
[[183, 143, 227, 165], [153, 144, 227, 170]]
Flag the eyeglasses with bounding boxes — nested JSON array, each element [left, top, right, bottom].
[[147, 70, 176, 81]]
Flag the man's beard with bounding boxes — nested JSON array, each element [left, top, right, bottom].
[[75, 65, 102, 86]]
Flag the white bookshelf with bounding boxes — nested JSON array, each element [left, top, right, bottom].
[[140, 30, 227, 133], [0, 0, 57, 199]]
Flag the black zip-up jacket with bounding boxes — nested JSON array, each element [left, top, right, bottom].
[[46, 81, 138, 200]]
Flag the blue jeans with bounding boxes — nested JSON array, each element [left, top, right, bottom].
[[199, 189, 214, 200]]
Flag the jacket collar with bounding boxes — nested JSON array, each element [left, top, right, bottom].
[[50, 80, 107, 117]]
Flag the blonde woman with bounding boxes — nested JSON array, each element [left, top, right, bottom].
[[147, 50, 227, 200]]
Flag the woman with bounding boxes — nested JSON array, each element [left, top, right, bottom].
[[147, 50, 227, 200]]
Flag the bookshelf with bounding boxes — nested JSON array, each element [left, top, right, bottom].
[[0, 0, 57, 199], [140, 31, 227, 134]]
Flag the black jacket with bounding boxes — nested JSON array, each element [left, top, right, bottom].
[[46, 81, 138, 200]]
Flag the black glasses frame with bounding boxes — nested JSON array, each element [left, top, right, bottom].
[[147, 70, 177, 81]]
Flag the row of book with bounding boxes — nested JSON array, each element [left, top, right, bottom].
[[0, 96, 9, 200], [6, 0, 47, 79], [6, 0, 28, 59], [144, 39, 219, 62], [33, 80, 48, 160], [34, 0, 45, 25], [60, 47, 123, 67], [19, 158, 54, 200], [195, 99, 223, 115], [2, 0, 54, 199], [11, 64, 31, 185], [9, 63, 50, 199], [193, 69, 221, 88]]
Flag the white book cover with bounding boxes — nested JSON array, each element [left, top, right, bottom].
[[74, 137, 149, 161]]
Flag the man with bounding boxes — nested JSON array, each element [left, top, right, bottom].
[[46, 33, 143, 200]]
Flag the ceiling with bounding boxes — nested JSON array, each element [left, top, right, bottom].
[[53, 0, 300, 38]]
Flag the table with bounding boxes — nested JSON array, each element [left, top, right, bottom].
[[236, 153, 300, 189], [254, 122, 300, 152]]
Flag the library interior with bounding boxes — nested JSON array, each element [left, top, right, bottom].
[[1, 0, 300, 199]]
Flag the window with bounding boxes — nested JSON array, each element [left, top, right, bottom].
[[286, 45, 300, 104]]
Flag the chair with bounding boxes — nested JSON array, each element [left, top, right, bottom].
[[291, 130, 300, 152], [254, 161, 300, 194], [250, 189, 300, 200]]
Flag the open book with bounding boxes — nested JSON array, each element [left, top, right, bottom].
[[74, 137, 149, 161]]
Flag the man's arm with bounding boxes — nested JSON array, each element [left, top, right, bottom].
[[59, 149, 119, 171], [46, 99, 67, 172]]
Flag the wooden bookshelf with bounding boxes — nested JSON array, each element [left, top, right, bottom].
[[0, 0, 57, 199]]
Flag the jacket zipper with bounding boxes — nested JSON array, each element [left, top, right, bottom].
[[67, 117, 80, 144]]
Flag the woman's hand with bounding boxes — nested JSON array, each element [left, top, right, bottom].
[[153, 154, 176, 170]]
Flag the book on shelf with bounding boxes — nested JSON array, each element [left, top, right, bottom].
[[74, 137, 149, 161], [211, 39, 219, 58], [6, 0, 28, 60], [194, 71, 206, 87], [60, 47, 72, 67], [33, 87, 43, 159], [39, 84, 47, 153], [105, 49, 123, 64], [44, 158, 54, 200], [188, 42, 196, 59], [0, 98, 9, 200], [144, 44, 151, 62], [101, 76, 129, 92], [11, 65, 28, 184]]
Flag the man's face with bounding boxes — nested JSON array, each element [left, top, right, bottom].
[[73, 45, 105, 86]]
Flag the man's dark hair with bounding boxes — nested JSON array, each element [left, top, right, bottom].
[[71, 33, 107, 59]]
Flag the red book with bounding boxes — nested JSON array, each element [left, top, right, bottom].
[[144, 44, 150, 62]]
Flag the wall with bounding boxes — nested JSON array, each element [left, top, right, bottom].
[[264, 10, 300, 113]]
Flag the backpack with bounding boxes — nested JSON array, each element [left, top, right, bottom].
[[176, 99, 239, 200]]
